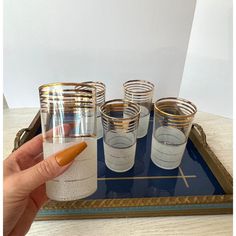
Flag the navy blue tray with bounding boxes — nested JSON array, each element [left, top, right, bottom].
[[14, 111, 232, 219]]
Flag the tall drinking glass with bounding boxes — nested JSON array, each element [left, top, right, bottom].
[[84, 81, 106, 139], [100, 99, 140, 172], [39, 82, 97, 201], [123, 80, 154, 138], [151, 97, 197, 170]]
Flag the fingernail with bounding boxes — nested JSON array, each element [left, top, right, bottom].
[[55, 141, 87, 166]]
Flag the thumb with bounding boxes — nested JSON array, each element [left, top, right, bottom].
[[18, 141, 87, 194]]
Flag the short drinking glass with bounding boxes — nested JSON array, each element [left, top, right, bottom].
[[151, 97, 197, 170], [100, 99, 140, 172]]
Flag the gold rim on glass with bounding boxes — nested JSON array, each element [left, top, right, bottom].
[[100, 99, 141, 122], [154, 97, 197, 119], [39, 82, 95, 90]]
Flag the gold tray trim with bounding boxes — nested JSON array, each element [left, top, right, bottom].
[[43, 195, 232, 210]]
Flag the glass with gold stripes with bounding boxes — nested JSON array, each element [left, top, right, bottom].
[[151, 97, 197, 170], [100, 99, 140, 172], [123, 80, 154, 138], [39, 82, 97, 201]]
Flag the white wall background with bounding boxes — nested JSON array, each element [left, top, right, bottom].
[[4, 0, 233, 118], [180, 0, 233, 118], [3, 0, 196, 107]]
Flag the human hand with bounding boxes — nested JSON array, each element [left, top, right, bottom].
[[3, 132, 87, 236]]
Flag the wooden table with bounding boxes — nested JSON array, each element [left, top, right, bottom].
[[3, 108, 233, 236]]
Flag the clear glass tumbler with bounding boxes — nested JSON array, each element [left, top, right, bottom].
[[39, 82, 97, 201], [84, 81, 106, 139], [100, 99, 140, 172], [151, 97, 197, 170], [123, 80, 154, 138]]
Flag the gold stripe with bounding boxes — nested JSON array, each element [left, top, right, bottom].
[[43, 134, 96, 140], [97, 175, 196, 181], [39, 82, 96, 90], [179, 167, 189, 188]]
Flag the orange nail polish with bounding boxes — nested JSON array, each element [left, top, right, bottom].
[[55, 141, 87, 166]]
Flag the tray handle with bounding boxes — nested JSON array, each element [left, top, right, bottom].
[[192, 123, 207, 147], [13, 128, 31, 152]]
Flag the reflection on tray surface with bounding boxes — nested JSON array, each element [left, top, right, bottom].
[[87, 112, 225, 199]]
